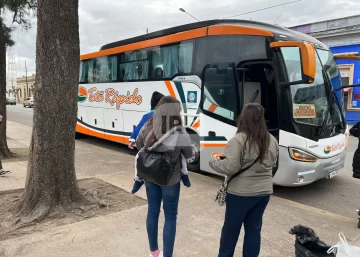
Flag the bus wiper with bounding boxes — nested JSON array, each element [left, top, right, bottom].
[[297, 96, 315, 104], [318, 69, 334, 136]]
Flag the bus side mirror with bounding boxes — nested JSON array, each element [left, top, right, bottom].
[[270, 41, 316, 85]]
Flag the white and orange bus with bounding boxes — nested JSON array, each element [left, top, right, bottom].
[[77, 19, 351, 186]]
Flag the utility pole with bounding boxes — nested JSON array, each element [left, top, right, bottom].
[[7, 47, 17, 99], [25, 60, 29, 98], [146, 28, 148, 34]]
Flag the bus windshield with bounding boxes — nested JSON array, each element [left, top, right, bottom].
[[316, 48, 344, 127], [281, 47, 330, 126]]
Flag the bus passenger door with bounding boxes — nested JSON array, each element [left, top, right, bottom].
[[199, 63, 240, 174]]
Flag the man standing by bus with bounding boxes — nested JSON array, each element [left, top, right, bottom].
[[349, 121, 360, 228]]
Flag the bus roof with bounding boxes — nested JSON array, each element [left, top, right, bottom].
[[100, 19, 328, 51]]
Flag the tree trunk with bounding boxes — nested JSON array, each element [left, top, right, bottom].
[[0, 23, 13, 159], [16, 0, 84, 223]]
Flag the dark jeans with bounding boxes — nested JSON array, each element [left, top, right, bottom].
[[145, 181, 180, 257], [218, 193, 270, 257]]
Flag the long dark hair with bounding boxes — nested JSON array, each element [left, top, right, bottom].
[[236, 103, 270, 162], [144, 96, 182, 149]]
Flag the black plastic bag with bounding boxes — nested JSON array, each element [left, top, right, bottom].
[[289, 225, 336, 257]]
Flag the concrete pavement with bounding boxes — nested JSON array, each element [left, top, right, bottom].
[[1, 121, 360, 257]]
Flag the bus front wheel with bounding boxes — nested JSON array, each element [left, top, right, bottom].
[[186, 130, 200, 172]]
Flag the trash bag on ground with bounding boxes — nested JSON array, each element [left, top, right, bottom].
[[289, 225, 336, 257]]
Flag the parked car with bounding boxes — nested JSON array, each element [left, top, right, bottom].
[[6, 96, 16, 105], [23, 97, 34, 108]]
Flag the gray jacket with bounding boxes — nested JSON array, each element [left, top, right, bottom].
[[209, 132, 279, 196], [137, 125, 193, 186]]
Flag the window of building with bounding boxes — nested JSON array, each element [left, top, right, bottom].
[[339, 66, 352, 109]]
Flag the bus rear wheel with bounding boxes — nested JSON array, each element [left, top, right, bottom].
[[75, 131, 84, 139], [186, 130, 200, 172]]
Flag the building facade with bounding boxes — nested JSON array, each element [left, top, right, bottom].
[[289, 15, 360, 125], [16, 74, 36, 103]]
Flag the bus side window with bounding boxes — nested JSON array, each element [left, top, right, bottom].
[[93, 56, 118, 83], [154, 67, 163, 79], [120, 50, 149, 81], [79, 59, 94, 84], [151, 40, 194, 79]]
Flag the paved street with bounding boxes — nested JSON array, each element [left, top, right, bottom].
[[7, 104, 33, 127], [5, 104, 360, 218]]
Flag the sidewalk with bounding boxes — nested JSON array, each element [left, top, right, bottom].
[[1, 121, 359, 257]]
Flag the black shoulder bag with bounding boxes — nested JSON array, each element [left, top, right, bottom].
[[215, 156, 260, 206], [137, 150, 180, 186]]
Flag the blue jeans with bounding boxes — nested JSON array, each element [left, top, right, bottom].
[[218, 194, 270, 257], [145, 181, 180, 257]]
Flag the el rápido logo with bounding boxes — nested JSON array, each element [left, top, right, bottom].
[[324, 142, 345, 154], [77, 87, 143, 109], [78, 87, 87, 103], [324, 146, 331, 154]]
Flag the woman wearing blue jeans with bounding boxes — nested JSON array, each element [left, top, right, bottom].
[[136, 96, 193, 257], [210, 103, 279, 257]]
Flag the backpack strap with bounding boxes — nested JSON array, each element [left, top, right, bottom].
[[226, 156, 260, 186]]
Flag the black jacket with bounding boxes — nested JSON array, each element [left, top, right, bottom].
[[349, 121, 360, 179]]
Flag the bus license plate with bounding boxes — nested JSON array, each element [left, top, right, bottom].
[[328, 170, 338, 179]]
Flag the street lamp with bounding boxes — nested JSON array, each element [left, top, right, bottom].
[[179, 8, 200, 22]]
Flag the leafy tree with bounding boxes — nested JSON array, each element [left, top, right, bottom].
[[0, 0, 36, 158]]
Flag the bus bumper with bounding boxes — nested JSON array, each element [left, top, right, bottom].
[[273, 146, 347, 187]]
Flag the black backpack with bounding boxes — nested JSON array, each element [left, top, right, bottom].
[[137, 150, 179, 186]]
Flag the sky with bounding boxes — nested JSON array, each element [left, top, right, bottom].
[[4, 0, 360, 82]]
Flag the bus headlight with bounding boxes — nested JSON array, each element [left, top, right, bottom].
[[289, 148, 318, 163]]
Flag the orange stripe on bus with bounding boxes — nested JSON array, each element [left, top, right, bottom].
[[81, 27, 208, 60], [200, 143, 227, 148], [208, 25, 274, 37], [165, 81, 176, 97], [192, 119, 200, 129], [76, 124, 129, 144], [208, 104, 217, 112]]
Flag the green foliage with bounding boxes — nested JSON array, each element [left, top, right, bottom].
[[0, 0, 37, 46]]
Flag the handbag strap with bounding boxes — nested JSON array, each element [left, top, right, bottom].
[[226, 156, 260, 186]]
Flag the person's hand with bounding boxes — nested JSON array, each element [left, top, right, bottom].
[[212, 153, 220, 160], [0, 115, 2, 122], [128, 141, 135, 150]]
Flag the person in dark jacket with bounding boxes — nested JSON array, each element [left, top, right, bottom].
[[349, 121, 360, 228], [128, 91, 165, 150]]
